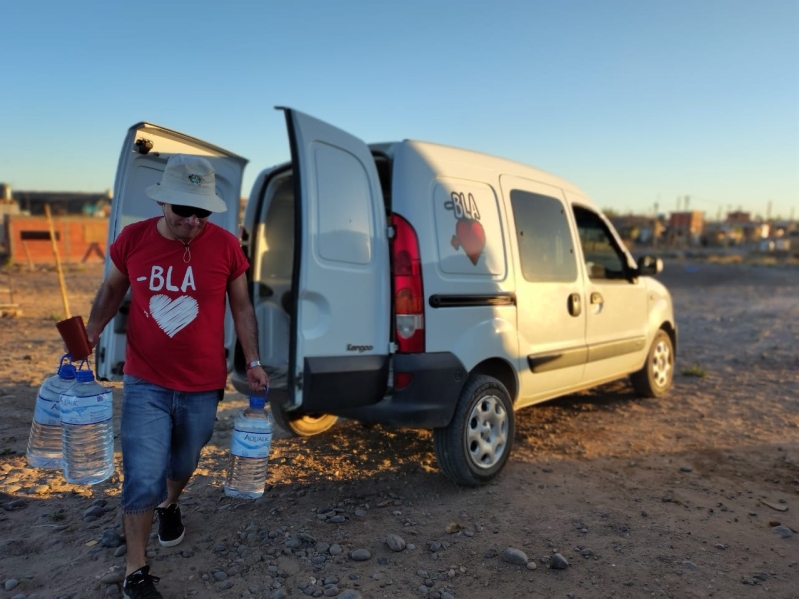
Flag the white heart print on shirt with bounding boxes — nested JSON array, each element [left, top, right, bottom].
[[149, 295, 198, 337]]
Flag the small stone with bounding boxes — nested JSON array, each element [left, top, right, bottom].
[[502, 547, 528, 566], [213, 571, 228, 581], [772, 526, 793, 539], [114, 545, 127, 557], [100, 570, 125, 584], [216, 580, 234, 590], [385, 534, 406, 552], [5, 579, 20, 591], [101, 530, 123, 548], [28, 484, 50, 494], [679, 465, 693, 473], [349, 549, 371, 561], [329, 544, 343, 556], [84, 505, 105, 520], [683, 561, 698, 571], [445, 522, 460, 534], [550, 553, 569, 569], [526, 561, 537, 570], [338, 591, 362, 599]]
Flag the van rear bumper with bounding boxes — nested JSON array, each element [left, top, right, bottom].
[[337, 352, 467, 428]]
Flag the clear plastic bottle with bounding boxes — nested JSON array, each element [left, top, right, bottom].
[[26, 357, 77, 469], [59, 369, 115, 485], [224, 395, 272, 499]]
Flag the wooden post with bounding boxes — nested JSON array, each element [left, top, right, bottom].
[[21, 240, 35, 272], [44, 204, 71, 319]]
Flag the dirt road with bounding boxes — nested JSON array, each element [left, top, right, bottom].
[[0, 259, 797, 599]]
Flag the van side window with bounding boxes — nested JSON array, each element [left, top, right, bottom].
[[572, 205, 627, 280], [510, 190, 577, 283]]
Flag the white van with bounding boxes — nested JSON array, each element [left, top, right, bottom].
[[99, 108, 676, 486]]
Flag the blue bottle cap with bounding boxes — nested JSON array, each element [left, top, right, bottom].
[[76, 370, 95, 383], [249, 396, 266, 409], [58, 363, 77, 380]]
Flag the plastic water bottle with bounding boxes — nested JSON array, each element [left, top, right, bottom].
[[26, 356, 77, 469], [224, 394, 272, 499], [59, 369, 115, 485]]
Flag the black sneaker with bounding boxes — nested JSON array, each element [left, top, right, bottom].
[[123, 565, 162, 599], [155, 503, 185, 547]]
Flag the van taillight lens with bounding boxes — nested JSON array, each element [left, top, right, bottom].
[[392, 214, 424, 353]]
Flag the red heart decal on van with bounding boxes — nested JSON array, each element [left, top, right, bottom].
[[452, 218, 486, 265]]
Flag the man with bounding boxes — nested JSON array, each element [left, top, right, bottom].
[[85, 154, 268, 599]]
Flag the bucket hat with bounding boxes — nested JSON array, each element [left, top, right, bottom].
[[145, 154, 227, 213]]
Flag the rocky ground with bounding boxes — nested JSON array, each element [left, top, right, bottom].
[[0, 258, 797, 599]]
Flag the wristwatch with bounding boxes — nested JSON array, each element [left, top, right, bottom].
[[246, 360, 261, 371]]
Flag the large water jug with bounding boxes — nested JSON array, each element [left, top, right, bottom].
[[59, 368, 114, 485], [224, 394, 272, 499], [26, 356, 77, 469]]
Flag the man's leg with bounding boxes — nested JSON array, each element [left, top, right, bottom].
[[123, 511, 155, 576], [159, 478, 189, 508], [120, 375, 172, 576], [154, 388, 221, 546]]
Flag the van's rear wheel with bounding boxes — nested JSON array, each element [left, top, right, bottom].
[[270, 399, 338, 437], [433, 374, 514, 486]]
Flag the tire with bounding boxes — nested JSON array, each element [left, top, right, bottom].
[[433, 374, 515, 487], [270, 398, 338, 437], [630, 329, 674, 398]]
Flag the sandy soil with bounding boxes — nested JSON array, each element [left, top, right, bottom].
[[0, 259, 797, 599]]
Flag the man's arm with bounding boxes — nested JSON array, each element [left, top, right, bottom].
[[227, 272, 269, 392], [85, 264, 130, 350]]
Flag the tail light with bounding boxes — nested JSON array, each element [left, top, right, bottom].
[[391, 214, 424, 353]]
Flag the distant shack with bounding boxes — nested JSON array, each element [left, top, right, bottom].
[[0, 187, 110, 264]]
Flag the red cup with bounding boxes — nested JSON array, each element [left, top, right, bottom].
[[56, 315, 92, 361]]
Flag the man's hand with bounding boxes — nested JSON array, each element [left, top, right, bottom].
[[246, 364, 269, 393]]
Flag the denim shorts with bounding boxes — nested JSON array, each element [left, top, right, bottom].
[[121, 375, 222, 514]]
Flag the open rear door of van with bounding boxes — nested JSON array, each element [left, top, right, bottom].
[[280, 108, 390, 413], [95, 123, 247, 381]]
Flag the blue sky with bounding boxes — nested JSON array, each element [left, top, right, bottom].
[[2, 0, 797, 219]]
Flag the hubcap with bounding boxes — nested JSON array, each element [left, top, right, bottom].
[[651, 339, 672, 388], [466, 394, 508, 469]]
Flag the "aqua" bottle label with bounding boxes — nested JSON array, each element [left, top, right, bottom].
[[34, 396, 62, 426], [231, 429, 271, 459], [59, 392, 113, 425]]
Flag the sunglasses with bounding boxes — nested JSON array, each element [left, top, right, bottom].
[[170, 204, 212, 219]]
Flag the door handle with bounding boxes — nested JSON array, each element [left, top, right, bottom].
[[568, 293, 581, 317], [590, 292, 603, 305]]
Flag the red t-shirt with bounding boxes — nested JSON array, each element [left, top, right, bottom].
[[110, 217, 248, 391]]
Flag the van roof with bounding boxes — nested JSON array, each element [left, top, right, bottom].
[[370, 139, 590, 199]]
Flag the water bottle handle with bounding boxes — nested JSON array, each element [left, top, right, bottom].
[[74, 358, 91, 373], [60, 353, 72, 367]]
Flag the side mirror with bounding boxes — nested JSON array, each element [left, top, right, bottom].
[[636, 255, 663, 276]]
